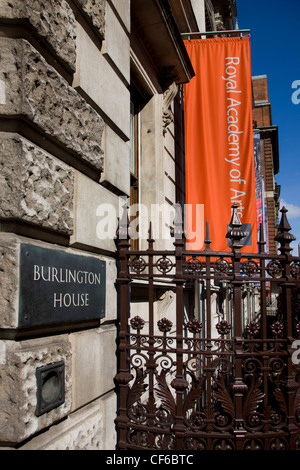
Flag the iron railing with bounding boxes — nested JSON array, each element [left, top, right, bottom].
[[115, 204, 300, 450]]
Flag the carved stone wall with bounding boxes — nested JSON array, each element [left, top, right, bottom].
[[0, 0, 77, 72], [0, 38, 104, 172], [0, 0, 119, 451], [75, 0, 106, 39], [0, 335, 72, 443], [20, 393, 116, 450], [0, 237, 19, 328], [0, 134, 74, 235]]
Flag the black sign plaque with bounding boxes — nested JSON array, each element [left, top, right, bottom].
[[19, 244, 106, 328]]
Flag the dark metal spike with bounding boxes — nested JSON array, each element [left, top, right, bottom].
[[204, 220, 211, 251], [275, 207, 296, 255]]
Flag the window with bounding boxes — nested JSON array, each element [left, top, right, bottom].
[[129, 100, 140, 249]]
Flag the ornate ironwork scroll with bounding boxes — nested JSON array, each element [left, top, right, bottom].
[[115, 205, 300, 450]]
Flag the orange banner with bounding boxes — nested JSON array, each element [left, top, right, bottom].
[[183, 37, 258, 253]]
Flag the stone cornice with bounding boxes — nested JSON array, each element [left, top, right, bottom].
[[131, 0, 195, 93]]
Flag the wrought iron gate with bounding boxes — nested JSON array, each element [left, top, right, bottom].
[[115, 204, 300, 450]]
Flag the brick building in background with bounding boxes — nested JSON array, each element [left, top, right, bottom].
[[252, 74, 280, 254]]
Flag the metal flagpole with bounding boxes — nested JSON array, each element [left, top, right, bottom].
[[181, 29, 250, 40]]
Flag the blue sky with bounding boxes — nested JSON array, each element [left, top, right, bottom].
[[237, 0, 300, 254]]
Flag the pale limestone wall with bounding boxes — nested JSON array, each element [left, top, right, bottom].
[[0, 0, 129, 450], [139, 94, 166, 250], [139, 88, 178, 251], [70, 325, 116, 410], [70, 172, 120, 254], [163, 105, 177, 251], [73, 23, 130, 143], [20, 392, 116, 450]]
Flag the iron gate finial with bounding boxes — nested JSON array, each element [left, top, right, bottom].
[[275, 207, 296, 255], [226, 203, 246, 250]]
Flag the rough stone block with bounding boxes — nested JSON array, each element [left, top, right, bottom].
[[0, 133, 74, 235], [0, 236, 19, 328], [0, 335, 72, 444], [0, 38, 104, 172], [75, 0, 106, 40], [0, 0, 77, 72]]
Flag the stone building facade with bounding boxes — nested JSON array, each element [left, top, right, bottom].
[[0, 0, 117, 450], [0, 0, 238, 450]]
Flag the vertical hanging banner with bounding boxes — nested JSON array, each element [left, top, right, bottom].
[[184, 37, 258, 252]]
